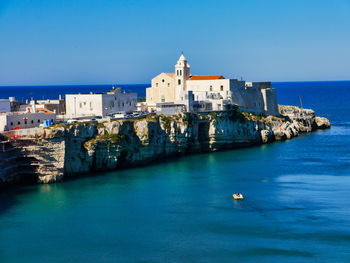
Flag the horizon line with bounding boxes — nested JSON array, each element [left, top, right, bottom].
[[0, 79, 350, 88]]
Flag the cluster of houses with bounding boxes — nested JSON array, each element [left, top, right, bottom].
[[0, 54, 279, 132]]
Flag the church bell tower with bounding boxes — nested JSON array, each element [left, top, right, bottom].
[[174, 53, 190, 102]]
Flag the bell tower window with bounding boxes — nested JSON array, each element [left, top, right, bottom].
[[178, 79, 181, 85]]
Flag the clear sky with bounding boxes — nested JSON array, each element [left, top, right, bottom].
[[0, 0, 349, 85]]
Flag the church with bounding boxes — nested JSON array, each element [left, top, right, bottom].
[[145, 54, 279, 116]]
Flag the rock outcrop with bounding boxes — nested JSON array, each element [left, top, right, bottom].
[[0, 106, 330, 185], [315, 117, 331, 129]]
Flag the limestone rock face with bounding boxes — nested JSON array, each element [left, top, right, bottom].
[[315, 117, 331, 129], [0, 106, 331, 185]]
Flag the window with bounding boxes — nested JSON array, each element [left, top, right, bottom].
[[167, 83, 170, 87], [17, 121, 21, 125], [210, 85, 212, 91], [24, 120, 27, 124], [178, 79, 181, 85], [38, 119, 40, 123], [180, 70, 182, 76], [220, 85, 224, 91], [162, 79, 165, 83], [31, 120, 34, 124], [10, 122, 13, 126], [161, 97, 165, 102], [84, 102, 86, 105], [156, 83, 158, 87], [79, 103, 82, 108]]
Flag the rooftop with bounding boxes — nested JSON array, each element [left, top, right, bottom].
[[189, 75, 225, 80]]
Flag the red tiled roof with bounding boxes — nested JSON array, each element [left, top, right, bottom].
[[189, 75, 224, 80], [37, 108, 54, 114], [165, 73, 175, 77]]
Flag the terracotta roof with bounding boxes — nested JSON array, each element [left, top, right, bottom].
[[37, 108, 54, 114], [189, 75, 224, 80], [165, 73, 175, 77]]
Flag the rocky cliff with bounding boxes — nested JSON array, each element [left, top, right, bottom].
[[0, 106, 330, 185]]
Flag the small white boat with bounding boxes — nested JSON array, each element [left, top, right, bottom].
[[233, 193, 244, 200]]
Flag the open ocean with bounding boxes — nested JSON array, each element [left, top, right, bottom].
[[0, 81, 350, 262]]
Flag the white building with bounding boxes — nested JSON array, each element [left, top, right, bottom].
[[65, 87, 137, 118], [0, 104, 56, 132], [35, 96, 65, 115], [0, 99, 11, 113], [146, 54, 279, 116]]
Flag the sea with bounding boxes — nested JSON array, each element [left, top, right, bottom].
[[0, 81, 350, 262]]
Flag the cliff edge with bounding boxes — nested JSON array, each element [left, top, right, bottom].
[[0, 106, 330, 185]]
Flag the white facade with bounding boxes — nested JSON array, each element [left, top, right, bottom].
[[0, 112, 56, 132], [146, 54, 279, 116], [65, 88, 137, 118], [0, 99, 11, 113]]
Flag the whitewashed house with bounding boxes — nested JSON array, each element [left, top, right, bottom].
[[0, 102, 56, 132], [65, 87, 137, 118], [0, 99, 11, 113]]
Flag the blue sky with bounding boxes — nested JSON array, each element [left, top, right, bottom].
[[0, 0, 349, 85]]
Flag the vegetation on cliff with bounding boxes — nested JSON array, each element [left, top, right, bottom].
[[0, 107, 330, 185]]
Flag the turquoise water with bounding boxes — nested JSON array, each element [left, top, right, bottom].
[[1, 82, 350, 262]]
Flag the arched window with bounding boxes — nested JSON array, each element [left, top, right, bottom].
[[180, 70, 182, 76], [178, 79, 181, 85]]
